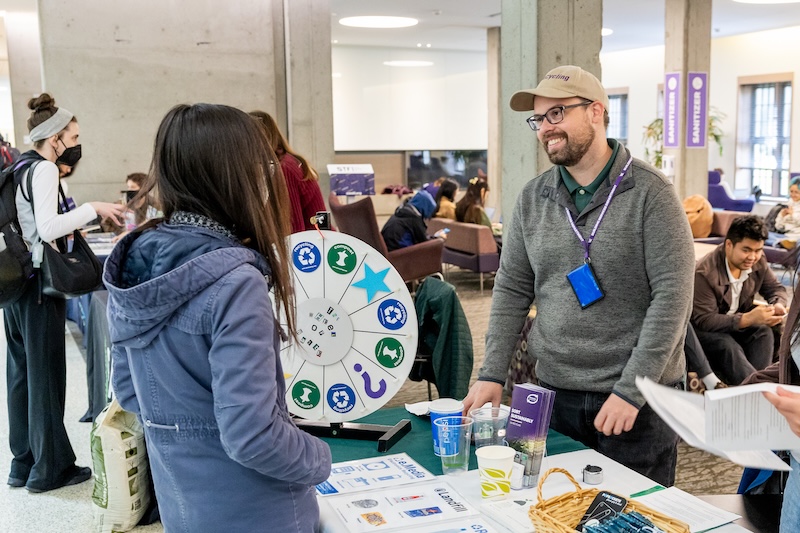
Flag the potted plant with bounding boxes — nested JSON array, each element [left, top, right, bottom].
[[642, 108, 725, 168]]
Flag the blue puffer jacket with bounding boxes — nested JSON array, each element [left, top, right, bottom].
[[104, 223, 332, 533]]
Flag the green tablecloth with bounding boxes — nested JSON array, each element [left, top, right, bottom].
[[321, 406, 587, 475]]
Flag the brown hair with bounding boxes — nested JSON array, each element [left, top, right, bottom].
[[126, 172, 148, 188], [249, 110, 319, 182], [138, 103, 295, 333], [455, 177, 489, 225], [27, 93, 77, 149]]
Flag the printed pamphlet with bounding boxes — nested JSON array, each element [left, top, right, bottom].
[[325, 479, 479, 532], [636, 376, 799, 471], [316, 453, 436, 496]]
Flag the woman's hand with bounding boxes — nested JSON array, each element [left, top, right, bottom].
[[764, 386, 800, 437], [90, 202, 125, 226]]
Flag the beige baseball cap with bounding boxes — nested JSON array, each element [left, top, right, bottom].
[[509, 65, 609, 112]]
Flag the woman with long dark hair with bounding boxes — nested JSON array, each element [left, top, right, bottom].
[[434, 178, 459, 220], [455, 176, 492, 229], [5, 94, 124, 492], [250, 110, 326, 233], [105, 104, 331, 532]]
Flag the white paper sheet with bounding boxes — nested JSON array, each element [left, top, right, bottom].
[[326, 480, 479, 532], [635, 377, 794, 471], [316, 453, 436, 496], [634, 487, 740, 533]]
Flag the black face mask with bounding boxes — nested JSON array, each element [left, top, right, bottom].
[[56, 139, 82, 167]]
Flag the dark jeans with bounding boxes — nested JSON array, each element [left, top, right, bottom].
[[540, 381, 681, 487], [695, 325, 773, 385], [685, 323, 713, 377], [4, 278, 75, 488]]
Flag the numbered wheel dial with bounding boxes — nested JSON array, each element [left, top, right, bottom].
[[277, 231, 418, 423]]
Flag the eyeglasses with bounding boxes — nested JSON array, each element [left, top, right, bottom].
[[526, 101, 593, 131]]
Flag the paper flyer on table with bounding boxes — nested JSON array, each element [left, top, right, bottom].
[[325, 480, 479, 532], [316, 453, 435, 496], [634, 487, 740, 533], [412, 518, 503, 532], [635, 377, 796, 471], [480, 497, 536, 533]]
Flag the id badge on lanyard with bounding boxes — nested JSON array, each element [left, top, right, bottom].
[[564, 157, 632, 309]]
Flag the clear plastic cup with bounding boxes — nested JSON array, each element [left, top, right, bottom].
[[433, 416, 473, 476]]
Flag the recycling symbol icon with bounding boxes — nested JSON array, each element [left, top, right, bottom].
[[292, 242, 321, 272], [327, 383, 355, 413], [377, 299, 407, 331]]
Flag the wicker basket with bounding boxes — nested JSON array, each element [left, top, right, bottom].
[[528, 468, 690, 533]]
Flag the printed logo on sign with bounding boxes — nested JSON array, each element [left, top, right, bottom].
[[375, 337, 405, 368], [327, 383, 356, 413], [292, 242, 321, 273], [291, 379, 321, 410], [378, 299, 408, 331], [327, 244, 357, 275], [526, 394, 539, 405]]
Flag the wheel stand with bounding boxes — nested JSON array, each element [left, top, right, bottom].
[[297, 419, 412, 452]]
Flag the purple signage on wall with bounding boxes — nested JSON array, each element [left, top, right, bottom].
[[686, 72, 709, 148], [663, 73, 681, 148]]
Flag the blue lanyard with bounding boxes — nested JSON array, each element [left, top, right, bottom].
[[565, 157, 633, 263]]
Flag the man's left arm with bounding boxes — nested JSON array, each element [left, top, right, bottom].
[[599, 184, 695, 434]]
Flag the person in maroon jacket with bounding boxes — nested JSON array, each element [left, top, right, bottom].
[[250, 110, 325, 233]]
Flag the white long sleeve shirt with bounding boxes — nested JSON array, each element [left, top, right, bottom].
[[15, 159, 96, 245]]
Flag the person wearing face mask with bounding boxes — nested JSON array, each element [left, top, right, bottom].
[[4, 94, 124, 493]]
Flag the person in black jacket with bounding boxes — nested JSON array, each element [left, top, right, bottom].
[[381, 190, 443, 251]]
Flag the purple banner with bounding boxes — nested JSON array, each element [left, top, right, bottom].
[[686, 72, 708, 148], [663, 73, 680, 148]]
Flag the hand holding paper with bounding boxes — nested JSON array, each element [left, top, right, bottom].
[[764, 386, 800, 437]]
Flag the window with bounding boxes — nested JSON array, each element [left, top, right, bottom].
[[607, 93, 628, 146], [736, 78, 792, 196]]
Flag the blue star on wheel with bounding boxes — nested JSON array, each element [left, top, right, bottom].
[[352, 264, 391, 302]]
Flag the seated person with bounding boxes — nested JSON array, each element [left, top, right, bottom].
[[455, 177, 491, 230], [775, 177, 800, 249], [692, 215, 788, 385], [434, 178, 458, 220], [381, 190, 442, 251], [685, 322, 726, 391], [102, 172, 161, 236]]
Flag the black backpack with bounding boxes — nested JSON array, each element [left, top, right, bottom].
[[0, 157, 40, 307], [765, 203, 788, 233]]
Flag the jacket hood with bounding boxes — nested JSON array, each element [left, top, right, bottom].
[[103, 223, 271, 348], [409, 190, 436, 219]]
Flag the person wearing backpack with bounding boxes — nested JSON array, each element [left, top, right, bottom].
[[5, 94, 124, 493]]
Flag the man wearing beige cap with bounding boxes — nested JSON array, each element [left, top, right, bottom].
[[462, 65, 694, 486]]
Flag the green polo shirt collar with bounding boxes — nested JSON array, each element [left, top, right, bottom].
[[560, 139, 620, 213]]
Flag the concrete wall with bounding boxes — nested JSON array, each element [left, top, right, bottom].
[[37, 0, 282, 202]]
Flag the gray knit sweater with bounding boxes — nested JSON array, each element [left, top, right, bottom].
[[481, 143, 694, 407]]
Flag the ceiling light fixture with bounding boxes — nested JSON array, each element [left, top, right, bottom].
[[601, 28, 614, 37], [426, 43, 431, 48], [339, 16, 418, 28], [383, 60, 434, 67]]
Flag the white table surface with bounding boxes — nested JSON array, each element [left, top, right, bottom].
[[318, 447, 752, 532]]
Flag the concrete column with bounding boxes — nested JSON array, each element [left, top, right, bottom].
[[4, 12, 43, 147], [499, 0, 602, 221], [36, 0, 283, 201], [663, 0, 712, 200], [283, 0, 334, 201], [487, 27, 501, 219]]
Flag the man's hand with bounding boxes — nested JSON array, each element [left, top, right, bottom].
[[741, 305, 783, 328], [773, 303, 788, 317], [594, 394, 640, 436], [461, 381, 503, 415], [764, 386, 800, 437], [781, 207, 792, 216]]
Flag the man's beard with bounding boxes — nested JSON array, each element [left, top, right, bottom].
[[544, 123, 595, 167]]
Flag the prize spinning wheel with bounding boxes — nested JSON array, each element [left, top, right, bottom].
[[275, 230, 418, 424]]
